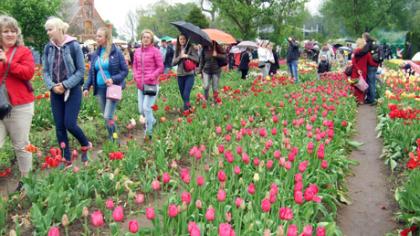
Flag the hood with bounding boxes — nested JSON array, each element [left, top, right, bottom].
[[50, 35, 77, 48]]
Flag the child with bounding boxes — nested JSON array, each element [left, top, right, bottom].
[[317, 55, 331, 79]]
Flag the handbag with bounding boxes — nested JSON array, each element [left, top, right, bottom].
[[0, 47, 17, 120], [140, 49, 157, 96], [344, 64, 353, 76], [217, 55, 227, 67], [183, 59, 196, 72], [355, 73, 369, 92], [98, 56, 122, 101]]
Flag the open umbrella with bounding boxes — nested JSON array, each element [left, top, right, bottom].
[[229, 46, 245, 54], [202, 28, 236, 44], [412, 52, 420, 62], [237, 41, 258, 49], [170, 21, 211, 46]]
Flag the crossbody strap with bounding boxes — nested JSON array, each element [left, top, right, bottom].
[[2, 47, 18, 84], [97, 55, 108, 83]]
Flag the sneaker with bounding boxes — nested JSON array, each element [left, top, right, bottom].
[[15, 181, 24, 192]]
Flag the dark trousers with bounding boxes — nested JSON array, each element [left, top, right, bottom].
[[240, 69, 249, 79], [50, 85, 89, 161], [177, 74, 195, 110]]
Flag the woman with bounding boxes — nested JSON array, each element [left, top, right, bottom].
[[238, 48, 252, 80], [350, 38, 378, 104], [258, 41, 273, 79], [172, 34, 199, 111], [0, 15, 35, 191], [83, 27, 128, 142], [43, 17, 91, 167], [198, 41, 226, 102], [286, 37, 299, 83], [132, 29, 163, 141]]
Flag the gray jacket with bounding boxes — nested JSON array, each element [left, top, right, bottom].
[[172, 46, 199, 77], [42, 35, 85, 90]]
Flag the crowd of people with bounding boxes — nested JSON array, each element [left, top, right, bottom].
[[0, 13, 412, 192]]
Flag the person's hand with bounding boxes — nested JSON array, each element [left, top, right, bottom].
[[53, 83, 65, 94], [288, 37, 292, 42], [212, 50, 217, 57], [83, 90, 89, 97], [105, 79, 113, 86]]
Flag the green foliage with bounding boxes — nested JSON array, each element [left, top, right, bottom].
[[0, 0, 62, 52], [137, 1, 198, 37], [403, 31, 420, 59], [395, 169, 420, 226], [186, 5, 209, 29]]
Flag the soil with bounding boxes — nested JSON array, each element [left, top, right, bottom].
[[337, 105, 398, 236]]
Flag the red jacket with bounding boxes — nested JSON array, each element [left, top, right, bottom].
[[351, 49, 378, 79], [0, 46, 35, 106], [133, 45, 164, 90]]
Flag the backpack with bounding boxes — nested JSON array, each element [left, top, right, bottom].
[[371, 44, 384, 63]]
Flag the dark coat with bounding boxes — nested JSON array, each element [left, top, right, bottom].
[[238, 51, 250, 70], [163, 45, 174, 68], [286, 40, 300, 62]]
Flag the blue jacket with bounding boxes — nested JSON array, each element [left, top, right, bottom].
[[43, 35, 85, 90], [84, 44, 128, 95]]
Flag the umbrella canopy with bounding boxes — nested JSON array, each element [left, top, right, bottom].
[[412, 52, 420, 62], [338, 46, 352, 52], [229, 46, 245, 54], [170, 21, 211, 46], [161, 36, 174, 42], [237, 41, 258, 49], [202, 28, 236, 44]]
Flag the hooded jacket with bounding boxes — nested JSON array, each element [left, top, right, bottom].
[[43, 35, 85, 90], [133, 45, 164, 90]]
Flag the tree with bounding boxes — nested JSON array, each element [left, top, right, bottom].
[[122, 10, 138, 43], [105, 20, 119, 38], [186, 5, 209, 29], [0, 0, 62, 52]]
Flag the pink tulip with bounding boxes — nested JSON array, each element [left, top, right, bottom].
[[242, 153, 250, 164], [304, 184, 319, 201], [259, 128, 267, 137], [236, 146, 242, 155], [167, 204, 178, 218], [112, 206, 124, 222], [302, 225, 313, 236], [294, 191, 304, 204], [294, 181, 303, 192], [195, 199, 202, 209], [321, 160, 328, 169], [274, 150, 281, 159], [248, 116, 254, 122], [253, 158, 259, 167], [240, 119, 247, 127], [272, 115, 279, 123], [225, 134, 231, 142], [317, 144, 325, 159], [279, 207, 293, 220], [224, 150, 234, 163], [287, 224, 298, 236], [90, 210, 104, 227], [128, 220, 139, 233], [218, 223, 236, 236], [60, 142, 66, 149], [188, 222, 201, 236], [234, 166, 241, 175], [261, 198, 271, 212], [316, 226, 326, 236], [307, 142, 314, 153], [105, 198, 114, 210], [294, 173, 302, 183], [265, 139, 273, 149], [217, 189, 226, 202], [284, 161, 292, 170], [205, 206, 215, 221], [271, 127, 277, 135], [235, 197, 243, 208], [181, 191, 191, 204], [217, 170, 227, 182], [196, 175, 205, 186], [298, 160, 308, 173], [216, 126, 222, 134], [218, 144, 225, 154], [48, 226, 60, 236], [247, 183, 255, 195], [279, 157, 286, 166], [135, 193, 145, 204], [266, 159, 273, 169], [226, 124, 233, 132], [180, 168, 191, 184], [162, 172, 170, 184], [145, 207, 155, 220]]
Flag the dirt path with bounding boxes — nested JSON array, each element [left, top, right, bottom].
[[337, 105, 397, 235]]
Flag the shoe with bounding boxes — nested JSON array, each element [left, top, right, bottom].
[[15, 181, 24, 192]]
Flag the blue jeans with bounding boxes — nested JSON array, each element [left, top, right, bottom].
[[138, 86, 159, 136], [202, 72, 220, 100], [96, 87, 118, 140], [50, 85, 89, 161], [287, 60, 299, 83], [366, 66, 378, 103], [177, 74, 195, 110]]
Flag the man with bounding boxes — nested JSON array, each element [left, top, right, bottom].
[[286, 37, 300, 83], [160, 39, 174, 74]]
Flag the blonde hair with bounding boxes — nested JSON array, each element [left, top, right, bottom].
[[97, 27, 112, 59], [44, 17, 69, 34], [140, 29, 155, 44], [0, 15, 24, 46], [356, 38, 366, 49]]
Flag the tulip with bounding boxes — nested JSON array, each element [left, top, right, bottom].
[[188, 222, 201, 236], [225, 134, 231, 142], [162, 172, 170, 184], [316, 226, 326, 236], [216, 126, 222, 134], [181, 168, 191, 184], [135, 193, 145, 204], [294, 191, 304, 204], [217, 189, 226, 202], [60, 142, 66, 149], [224, 151, 234, 163], [236, 146, 242, 155], [284, 161, 292, 170], [294, 181, 303, 192], [128, 220, 139, 233], [61, 214, 69, 227], [195, 199, 202, 209], [112, 206, 124, 222], [218, 223, 236, 236], [167, 204, 178, 218], [287, 224, 298, 236], [298, 160, 308, 173], [233, 166, 241, 175], [218, 144, 225, 154], [151, 180, 160, 191], [271, 127, 277, 135], [253, 158, 259, 167], [247, 183, 256, 195], [145, 207, 155, 220], [261, 198, 271, 212], [321, 160, 328, 169], [279, 207, 293, 221], [304, 184, 319, 201], [242, 153, 250, 164], [196, 175, 205, 186], [48, 226, 60, 236], [274, 150, 281, 159], [205, 206, 215, 221], [90, 210, 104, 227], [181, 191, 191, 204], [235, 197, 243, 208], [266, 159, 273, 169], [217, 170, 227, 182], [302, 225, 313, 236], [226, 124, 233, 132], [72, 166, 80, 173], [105, 198, 114, 210]]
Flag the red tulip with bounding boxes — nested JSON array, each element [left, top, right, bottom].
[[316, 226, 326, 236], [341, 120, 348, 127], [162, 172, 171, 184], [48, 226, 60, 236], [271, 127, 277, 135], [236, 146, 242, 155], [218, 144, 225, 154], [261, 198, 271, 212], [217, 170, 227, 182], [205, 206, 215, 221], [226, 124, 233, 132], [307, 142, 314, 153], [90, 210, 104, 227], [112, 206, 124, 222], [266, 159, 273, 169], [253, 158, 259, 167], [304, 184, 319, 201], [128, 220, 139, 233], [224, 150, 234, 163], [145, 207, 155, 220], [167, 204, 178, 218], [181, 191, 191, 204], [180, 168, 191, 184], [196, 175, 205, 186], [105, 198, 114, 210]]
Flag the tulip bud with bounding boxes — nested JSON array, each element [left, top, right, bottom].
[[61, 214, 69, 227], [82, 207, 89, 217]]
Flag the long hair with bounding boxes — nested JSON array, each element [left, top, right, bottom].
[[97, 27, 112, 59], [175, 34, 190, 57], [44, 17, 69, 35], [0, 15, 24, 47]]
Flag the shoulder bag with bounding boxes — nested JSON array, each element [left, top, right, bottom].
[[0, 47, 17, 120]]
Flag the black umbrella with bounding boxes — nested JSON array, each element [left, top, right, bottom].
[[170, 21, 212, 46]]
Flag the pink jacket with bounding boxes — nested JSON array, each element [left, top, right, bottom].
[[133, 45, 164, 90]]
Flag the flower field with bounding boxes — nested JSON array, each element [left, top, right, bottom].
[[2, 61, 414, 235]]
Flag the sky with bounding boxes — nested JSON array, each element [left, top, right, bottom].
[[95, 0, 322, 37]]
